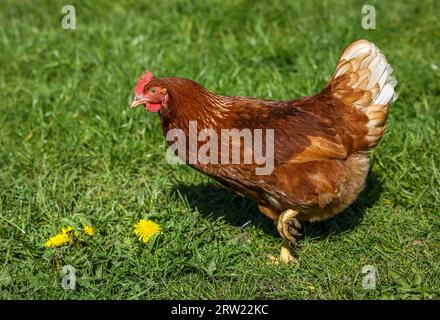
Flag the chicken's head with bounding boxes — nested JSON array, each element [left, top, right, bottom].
[[130, 71, 168, 112]]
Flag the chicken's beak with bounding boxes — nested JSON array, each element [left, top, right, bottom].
[[130, 95, 145, 109]]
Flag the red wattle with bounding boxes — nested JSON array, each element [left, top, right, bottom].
[[146, 103, 161, 112]]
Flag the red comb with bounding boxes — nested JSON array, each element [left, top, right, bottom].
[[134, 71, 153, 95]]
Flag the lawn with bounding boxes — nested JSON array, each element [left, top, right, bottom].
[[0, 0, 439, 299]]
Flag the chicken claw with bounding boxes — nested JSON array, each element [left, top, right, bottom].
[[267, 209, 301, 264], [277, 209, 301, 242], [268, 239, 298, 264]]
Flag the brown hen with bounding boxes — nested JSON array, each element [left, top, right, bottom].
[[130, 40, 398, 263]]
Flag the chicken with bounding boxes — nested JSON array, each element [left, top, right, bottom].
[[130, 40, 398, 263]]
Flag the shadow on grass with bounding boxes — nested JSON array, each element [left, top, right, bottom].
[[172, 170, 383, 241]]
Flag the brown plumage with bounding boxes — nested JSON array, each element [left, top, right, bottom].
[[130, 39, 398, 263]]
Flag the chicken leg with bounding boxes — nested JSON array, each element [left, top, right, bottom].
[[269, 209, 301, 264]]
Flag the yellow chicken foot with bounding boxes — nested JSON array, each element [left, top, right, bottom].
[[277, 209, 302, 242], [268, 209, 301, 264]]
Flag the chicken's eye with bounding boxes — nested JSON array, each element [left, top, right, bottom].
[[149, 88, 157, 94]]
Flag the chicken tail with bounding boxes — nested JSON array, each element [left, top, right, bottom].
[[328, 39, 398, 149]]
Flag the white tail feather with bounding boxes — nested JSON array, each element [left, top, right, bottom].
[[330, 39, 398, 148]]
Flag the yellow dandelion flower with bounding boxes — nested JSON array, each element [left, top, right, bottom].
[[83, 224, 95, 237], [44, 226, 79, 248], [133, 219, 161, 243], [45, 232, 70, 248]]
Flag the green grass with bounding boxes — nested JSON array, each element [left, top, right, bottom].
[[0, 0, 439, 299]]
